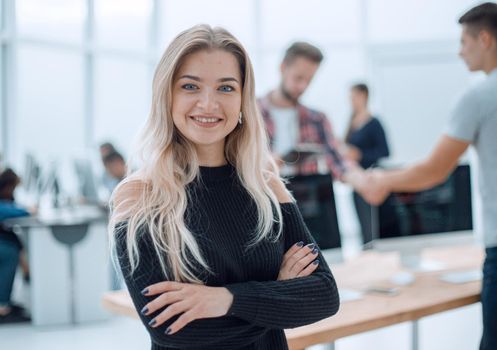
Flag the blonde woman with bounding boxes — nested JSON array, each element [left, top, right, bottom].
[[110, 25, 339, 350]]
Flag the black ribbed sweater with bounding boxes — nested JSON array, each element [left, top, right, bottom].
[[115, 164, 340, 350]]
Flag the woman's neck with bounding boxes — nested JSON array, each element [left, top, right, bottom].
[[195, 142, 228, 167]]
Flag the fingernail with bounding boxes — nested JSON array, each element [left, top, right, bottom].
[[307, 243, 315, 250], [165, 327, 172, 335], [141, 288, 149, 295], [313, 259, 320, 265], [312, 247, 319, 255], [296, 241, 304, 247], [140, 306, 148, 315], [148, 319, 157, 326]]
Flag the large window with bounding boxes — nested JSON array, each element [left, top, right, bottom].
[[367, 0, 479, 44], [17, 0, 86, 43], [0, 0, 478, 168], [95, 0, 152, 51], [93, 57, 150, 154], [160, 0, 256, 51], [15, 46, 85, 163]]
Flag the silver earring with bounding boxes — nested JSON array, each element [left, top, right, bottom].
[[238, 112, 243, 125]]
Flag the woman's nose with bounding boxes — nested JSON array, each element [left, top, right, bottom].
[[196, 89, 219, 112]]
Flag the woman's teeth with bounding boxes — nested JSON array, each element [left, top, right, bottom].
[[192, 116, 221, 123]]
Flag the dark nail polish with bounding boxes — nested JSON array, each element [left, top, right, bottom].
[[307, 243, 315, 250], [140, 306, 148, 315], [141, 288, 149, 295], [313, 259, 320, 265], [312, 247, 318, 255], [296, 241, 304, 247], [148, 319, 157, 326], [165, 327, 172, 335]]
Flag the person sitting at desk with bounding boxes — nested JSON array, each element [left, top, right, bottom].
[[102, 151, 127, 195], [99, 142, 116, 160], [0, 168, 33, 323], [100, 142, 119, 195], [343, 83, 390, 244]]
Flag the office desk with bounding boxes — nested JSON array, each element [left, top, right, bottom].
[[101, 245, 483, 349], [4, 205, 110, 326]]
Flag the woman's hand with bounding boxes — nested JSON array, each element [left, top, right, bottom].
[[140, 282, 233, 335], [277, 241, 320, 280]]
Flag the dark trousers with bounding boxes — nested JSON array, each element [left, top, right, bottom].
[[353, 191, 373, 245], [0, 240, 20, 305], [480, 246, 497, 350]]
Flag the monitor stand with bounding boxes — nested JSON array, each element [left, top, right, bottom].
[[399, 251, 446, 272], [390, 251, 447, 286]]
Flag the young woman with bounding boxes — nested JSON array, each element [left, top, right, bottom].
[[110, 25, 339, 349], [344, 83, 390, 245]]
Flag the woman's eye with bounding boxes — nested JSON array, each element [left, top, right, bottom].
[[219, 85, 234, 92], [182, 84, 198, 90]]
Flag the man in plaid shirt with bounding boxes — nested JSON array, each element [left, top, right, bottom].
[[258, 42, 346, 180]]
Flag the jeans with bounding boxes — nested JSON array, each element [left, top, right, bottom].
[[0, 240, 20, 305], [480, 246, 497, 350]]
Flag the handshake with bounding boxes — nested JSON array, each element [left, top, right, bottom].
[[344, 166, 391, 206]]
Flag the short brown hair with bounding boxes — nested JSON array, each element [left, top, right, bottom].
[[459, 2, 497, 40], [0, 168, 20, 199], [103, 151, 124, 166], [351, 83, 369, 98], [283, 42, 324, 64]]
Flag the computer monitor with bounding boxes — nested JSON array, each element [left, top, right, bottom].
[[372, 164, 474, 270], [286, 173, 342, 264], [23, 154, 42, 194], [74, 159, 99, 204]]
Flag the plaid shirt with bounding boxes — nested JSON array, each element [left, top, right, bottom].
[[258, 92, 346, 179]]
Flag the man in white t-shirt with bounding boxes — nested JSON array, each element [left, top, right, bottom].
[[364, 4, 497, 349]]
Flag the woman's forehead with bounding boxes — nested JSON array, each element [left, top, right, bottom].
[[176, 49, 242, 83]]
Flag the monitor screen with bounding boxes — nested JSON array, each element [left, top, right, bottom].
[[375, 164, 473, 240], [74, 159, 99, 203], [286, 174, 341, 250]]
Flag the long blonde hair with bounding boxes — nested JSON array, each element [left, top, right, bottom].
[[109, 25, 285, 284]]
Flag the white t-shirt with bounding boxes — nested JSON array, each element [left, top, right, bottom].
[[270, 107, 299, 157]]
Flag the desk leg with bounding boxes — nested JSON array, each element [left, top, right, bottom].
[[412, 320, 419, 350], [68, 245, 76, 325]]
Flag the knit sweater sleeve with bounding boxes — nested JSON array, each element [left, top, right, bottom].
[[114, 224, 267, 348], [224, 202, 340, 329]]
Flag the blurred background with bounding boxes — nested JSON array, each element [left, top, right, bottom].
[[0, 0, 487, 349]]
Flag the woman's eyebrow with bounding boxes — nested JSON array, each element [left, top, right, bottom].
[[218, 77, 240, 84], [178, 74, 201, 81], [178, 75, 240, 84]]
